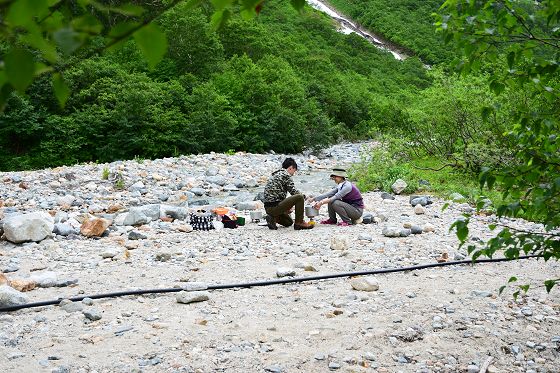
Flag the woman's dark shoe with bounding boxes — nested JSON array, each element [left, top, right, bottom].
[[294, 221, 314, 230], [266, 215, 278, 230]]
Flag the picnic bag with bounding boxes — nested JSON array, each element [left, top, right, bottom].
[[189, 210, 214, 231]]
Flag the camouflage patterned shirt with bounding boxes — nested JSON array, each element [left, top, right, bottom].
[[263, 169, 301, 204]]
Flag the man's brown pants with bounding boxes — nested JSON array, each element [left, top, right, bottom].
[[264, 194, 305, 226]]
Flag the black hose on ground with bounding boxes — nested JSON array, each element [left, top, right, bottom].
[[0, 255, 541, 312]]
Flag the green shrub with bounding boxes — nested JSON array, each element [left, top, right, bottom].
[[350, 136, 417, 193], [350, 135, 506, 203], [399, 68, 517, 173]]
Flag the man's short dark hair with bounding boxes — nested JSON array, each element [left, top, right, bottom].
[[282, 157, 298, 170]]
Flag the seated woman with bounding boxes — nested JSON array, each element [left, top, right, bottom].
[[309, 167, 364, 226]]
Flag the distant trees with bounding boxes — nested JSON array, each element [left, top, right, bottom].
[[0, 0, 430, 170]]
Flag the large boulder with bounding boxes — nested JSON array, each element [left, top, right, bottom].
[[3, 212, 54, 243]]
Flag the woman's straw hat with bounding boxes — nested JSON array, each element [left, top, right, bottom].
[[330, 167, 347, 178]]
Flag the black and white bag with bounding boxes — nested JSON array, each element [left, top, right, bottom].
[[189, 210, 214, 231]]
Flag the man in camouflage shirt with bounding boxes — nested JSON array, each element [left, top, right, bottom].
[[263, 158, 314, 230]]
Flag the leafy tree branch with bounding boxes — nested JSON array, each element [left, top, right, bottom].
[[438, 0, 560, 293]]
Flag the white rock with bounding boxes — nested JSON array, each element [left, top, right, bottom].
[[3, 212, 54, 243], [88, 204, 104, 213], [113, 213, 127, 226], [350, 278, 380, 292], [276, 267, 296, 277], [391, 179, 407, 194], [85, 182, 98, 191], [182, 282, 208, 291], [358, 233, 373, 241], [0, 285, 28, 307], [57, 195, 75, 206], [414, 204, 425, 215], [423, 223, 435, 233], [29, 272, 58, 287], [330, 236, 349, 250], [100, 248, 120, 258], [176, 291, 210, 304], [382, 226, 401, 237]]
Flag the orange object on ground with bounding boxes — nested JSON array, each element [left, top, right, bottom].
[[213, 207, 229, 216]]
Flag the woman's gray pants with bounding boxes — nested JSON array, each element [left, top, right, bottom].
[[328, 199, 363, 223]]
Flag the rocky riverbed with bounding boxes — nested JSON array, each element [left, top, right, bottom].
[[0, 143, 558, 373]]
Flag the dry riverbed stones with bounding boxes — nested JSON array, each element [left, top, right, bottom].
[[0, 142, 559, 372]]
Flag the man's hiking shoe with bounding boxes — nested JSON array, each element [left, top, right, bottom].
[[266, 215, 278, 230], [294, 221, 314, 230]]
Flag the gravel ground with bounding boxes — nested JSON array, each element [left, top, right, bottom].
[[0, 143, 558, 373]]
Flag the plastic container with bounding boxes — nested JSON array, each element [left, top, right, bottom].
[[250, 211, 263, 221]]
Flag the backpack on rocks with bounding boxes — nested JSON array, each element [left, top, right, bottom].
[[221, 214, 238, 229]]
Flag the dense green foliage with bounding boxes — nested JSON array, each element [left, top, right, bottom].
[[403, 69, 523, 172], [0, 0, 430, 170], [437, 0, 560, 294], [350, 64, 523, 196], [327, 0, 454, 64]]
